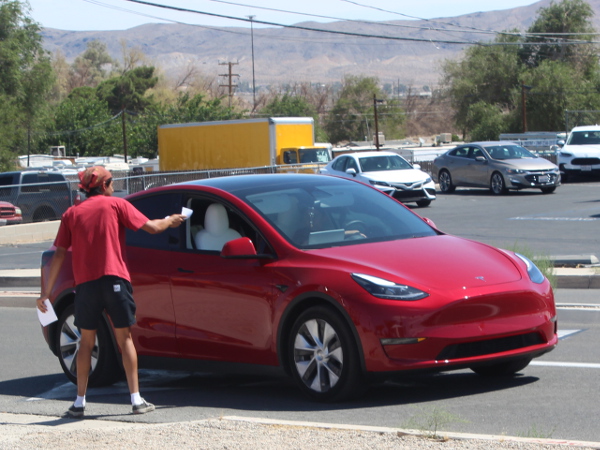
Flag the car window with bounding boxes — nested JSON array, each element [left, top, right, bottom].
[[567, 131, 600, 145], [126, 192, 182, 250], [243, 179, 437, 249], [183, 195, 274, 255], [360, 155, 412, 171], [449, 147, 470, 158], [470, 148, 484, 159], [485, 145, 535, 160]]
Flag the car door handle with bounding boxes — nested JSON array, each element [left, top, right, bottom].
[[177, 268, 194, 273]]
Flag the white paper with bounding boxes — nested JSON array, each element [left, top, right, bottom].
[[181, 207, 193, 219], [37, 299, 58, 327]]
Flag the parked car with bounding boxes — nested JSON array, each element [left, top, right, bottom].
[[557, 125, 600, 181], [0, 201, 23, 225], [0, 170, 74, 222], [320, 151, 436, 207], [40, 174, 557, 401], [432, 142, 560, 195]]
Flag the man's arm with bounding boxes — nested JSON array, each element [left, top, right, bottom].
[[36, 246, 67, 312], [141, 214, 186, 234]]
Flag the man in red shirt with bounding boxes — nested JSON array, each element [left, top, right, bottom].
[[36, 166, 185, 418]]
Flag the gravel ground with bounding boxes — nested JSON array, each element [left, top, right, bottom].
[[0, 416, 597, 450]]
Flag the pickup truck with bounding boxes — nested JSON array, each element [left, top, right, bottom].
[[0, 170, 75, 223]]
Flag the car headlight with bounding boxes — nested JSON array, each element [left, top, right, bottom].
[[369, 179, 391, 187], [505, 168, 527, 175], [351, 273, 429, 300], [15, 207, 22, 216], [424, 176, 432, 184], [559, 151, 573, 157], [515, 253, 545, 284]]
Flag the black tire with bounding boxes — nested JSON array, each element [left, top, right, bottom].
[[540, 187, 556, 194], [56, 304, 122, 387], [490, 172, 507, 195], [416, 200, 431, 207], [470, 357, 532, 377], [438, 170, 455, 193], [288, 306, 364, 402]]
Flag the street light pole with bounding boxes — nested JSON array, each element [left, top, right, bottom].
[[247, 15, 256, 112]]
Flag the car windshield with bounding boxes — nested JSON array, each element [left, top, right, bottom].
[[358, 155, 412, 172], [242, 177, 437, 248], [485, 145, 536, 160], [298, 148, 331, 163], [567, 131, 600, 145]]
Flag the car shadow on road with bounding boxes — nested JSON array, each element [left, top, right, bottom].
[[0, 369, 539, 416]]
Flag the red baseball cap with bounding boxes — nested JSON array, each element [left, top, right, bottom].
[[78, 166, 112, 192]]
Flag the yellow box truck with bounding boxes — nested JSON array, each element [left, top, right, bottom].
[[157, 117, 331, 171]]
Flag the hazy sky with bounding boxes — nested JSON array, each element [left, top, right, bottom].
[[27, 0, 542, 31]]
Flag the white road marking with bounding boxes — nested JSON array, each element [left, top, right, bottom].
[[510, 217, 598, 221], [557, 329, 582, 339], [531, 361, 600, 369]]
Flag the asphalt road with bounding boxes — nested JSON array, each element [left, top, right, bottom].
[[420, 179, 600, 258], [1, 290, 598, 442]]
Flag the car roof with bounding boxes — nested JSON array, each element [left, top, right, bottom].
[[336, 151, 400, 158], [570, 125, 600, 132], [175, 173, 351, 192], [461, 141, 522, 146]]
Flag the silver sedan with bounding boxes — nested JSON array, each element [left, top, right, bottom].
[[432, 141, 561, 195]]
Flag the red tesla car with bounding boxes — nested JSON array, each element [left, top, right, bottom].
[[40, 174, 557, 401]]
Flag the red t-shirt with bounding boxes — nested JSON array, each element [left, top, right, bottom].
[[54, 195, 149, 285]]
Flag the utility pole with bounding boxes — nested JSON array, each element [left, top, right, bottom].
[[218, 61, 239, 108], [521, 82, 532, 133], [121, 108, 128, 163], [373, 94, 385, 150], [247, 15, 257, 113]]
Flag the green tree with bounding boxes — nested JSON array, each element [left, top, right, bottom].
[[261, 93, 328, 141], [69, 40, 114, 89], [96, 66, 158, 115], [324, 75, 404, 144], [46, 87, 121, 157], [0, 0, 54, 170], [520, 0, 597, 73]]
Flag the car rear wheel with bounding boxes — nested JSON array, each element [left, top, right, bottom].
[[56, 304, 122, 387], [470, 357, 532, 377], [490, 172, 507, 195], [288, 306, 364, 402], [438, 170, 455, 193]]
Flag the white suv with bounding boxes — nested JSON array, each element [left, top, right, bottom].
[[558, 125, 600, 181]]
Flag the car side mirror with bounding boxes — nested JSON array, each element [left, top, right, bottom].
[[413, 163, 421, 170], [422, 217, 437, 228], [475, 156, 487, 162], [221, 237, 257, 258], [557, 140, 565, 147], [346, 168, 357, 177]]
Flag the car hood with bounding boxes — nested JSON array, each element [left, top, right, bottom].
[[563, 144, 600, 155], [496, 158, 557, 170], [362, 169, 430, 183], [314, 235, 522, 292]]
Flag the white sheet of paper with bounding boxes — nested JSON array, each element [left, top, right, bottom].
[[181, 207, 193, 219], [37, 299, 58, 326]]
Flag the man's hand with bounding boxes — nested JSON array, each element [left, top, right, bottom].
[[36, 296, 48, 313], [168, 214, 186, 228]]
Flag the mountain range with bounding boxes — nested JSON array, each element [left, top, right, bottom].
[[40, 0, 600, 89]]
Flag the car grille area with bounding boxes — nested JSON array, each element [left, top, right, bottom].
[[524, 172, 559, 184], [571, 157, 600, 165], [0, 204, 16, 218], [436, 332, 544, 361]]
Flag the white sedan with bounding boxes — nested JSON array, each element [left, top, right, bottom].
[[320, 151, 436, 207]]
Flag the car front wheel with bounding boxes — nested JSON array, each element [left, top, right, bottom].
[[438, 170, 455, 193], [56, 304, 122, 387], [490, 172, 507, 195], [288, 306, 364, 402]]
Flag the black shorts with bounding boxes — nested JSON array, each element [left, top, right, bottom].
[[74, 276, 136, 330]]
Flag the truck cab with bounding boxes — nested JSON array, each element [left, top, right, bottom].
[[280, 146, 332, 164]]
